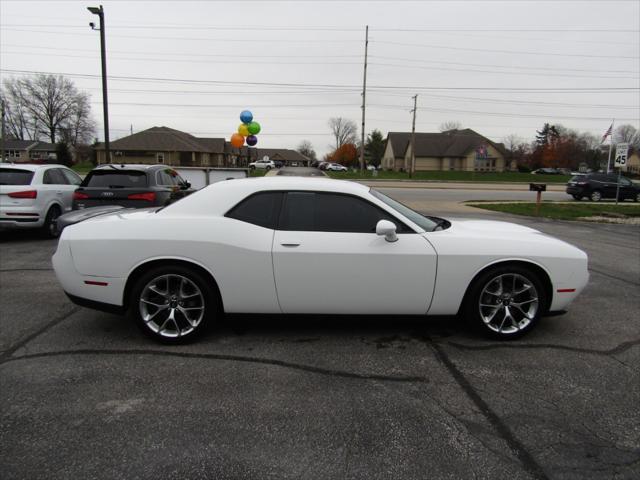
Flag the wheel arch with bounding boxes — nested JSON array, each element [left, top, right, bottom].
[[457, 259, 553, 316], [123, 258, 224, 313]]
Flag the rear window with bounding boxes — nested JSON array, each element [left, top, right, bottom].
[[0, 168, 34, 185], [82, 170, 148, 188]]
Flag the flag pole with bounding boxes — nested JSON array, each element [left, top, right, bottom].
[[606, 118, 615, 174]]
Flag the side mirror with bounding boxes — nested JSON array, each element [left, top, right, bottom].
[[181, 181, 191, 190], [376, 220, 398, 243]]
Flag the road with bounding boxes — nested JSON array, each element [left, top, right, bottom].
[[1, 182, 639, 480]]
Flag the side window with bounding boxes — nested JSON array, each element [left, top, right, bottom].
[[43, 169, 67, 185], [280, 192, 410, 233], [619, 177, 632, 186], [226, 192, 283, 229], [156, 170, 175, 186], [61, 169, 82, 186]]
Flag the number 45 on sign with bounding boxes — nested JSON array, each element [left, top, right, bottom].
[[614, 143, 629, 169]]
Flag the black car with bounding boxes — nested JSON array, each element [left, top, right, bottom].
[[73, 164, 194, 210], [566, 173, 640, 202]]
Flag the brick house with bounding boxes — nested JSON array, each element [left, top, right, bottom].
[[1, 139, 58, 163]]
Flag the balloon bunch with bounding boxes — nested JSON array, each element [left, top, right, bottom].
[[230, 110, 261, 148]]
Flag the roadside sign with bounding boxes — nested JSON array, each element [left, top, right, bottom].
[[614, 143, 629, 169], [263, 155, 269, 162]]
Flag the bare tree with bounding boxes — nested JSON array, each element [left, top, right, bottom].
[[2, 75, 96, 145], [439, 121, 462, 132], [296, 140, 317, 161], [614, 124, 640, 150], [328, 117, 357, 150]]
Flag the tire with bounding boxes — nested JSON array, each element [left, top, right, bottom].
[[463, 265, 547, 340], [266, 166, 271, 171], [572, 194, 582, 201], [635, 192, 640, 203], [129, 264, 219, 344], [589, 190, 602, 202], [41, 205, 62, 238], [250, 165, 255, 170]]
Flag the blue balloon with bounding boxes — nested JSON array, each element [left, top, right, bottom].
[[246, 135, 258, 146], [240, 110, 253, 124]]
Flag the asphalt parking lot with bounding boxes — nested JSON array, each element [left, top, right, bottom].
[[1, 197, 639, 479]]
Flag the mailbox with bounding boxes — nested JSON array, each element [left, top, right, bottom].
[[529, 183, 546, 192]]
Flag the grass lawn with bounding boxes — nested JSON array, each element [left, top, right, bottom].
[[249, 169, 268, 177], [325, 170, 572, 183], [467, 202, 640, 220], [71, 161, 95, 174]]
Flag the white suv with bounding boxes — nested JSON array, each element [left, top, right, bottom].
[[0, 163, 82, 237], [249, 159, 275, 170]]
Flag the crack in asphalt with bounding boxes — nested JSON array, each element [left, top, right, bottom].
[[0, 348, 428, 383], [429, 341, 550, 480], [443, 337, 640, 356], [0, 307, 80, 363], [589, 268, 640, 287]]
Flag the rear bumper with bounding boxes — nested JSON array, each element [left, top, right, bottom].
[[0, 205, 44, 228], [65, 292, 125, 315]]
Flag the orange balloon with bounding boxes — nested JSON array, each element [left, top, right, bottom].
[[230, 133, 245, 148]]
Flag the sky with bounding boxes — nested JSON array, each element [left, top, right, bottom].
[[1, 0, 639, 157]]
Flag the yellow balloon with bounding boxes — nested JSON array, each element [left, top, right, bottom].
[[238, 123, 249, 136]]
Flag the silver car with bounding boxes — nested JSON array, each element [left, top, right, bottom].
[[0, 163, 82, 237]]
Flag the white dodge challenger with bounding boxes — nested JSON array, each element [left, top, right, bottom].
[[52, 177, 589, 343]]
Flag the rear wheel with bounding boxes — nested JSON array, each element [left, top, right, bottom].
[[463, 265, 547, 339], [41, 205, 61, 238], [130, 265, 218, 344], [589, 190, 602, 202]]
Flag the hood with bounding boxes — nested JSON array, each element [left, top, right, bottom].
[[447, 218, 540, 235]]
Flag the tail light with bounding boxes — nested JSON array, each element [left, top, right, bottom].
[[127, 192, 156, 202], [73, 191, 89, 200], [8, 190, 37, 199]]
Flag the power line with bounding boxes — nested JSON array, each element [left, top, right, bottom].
[[3, 68, 638, 92], [375, 40, 639, 60]]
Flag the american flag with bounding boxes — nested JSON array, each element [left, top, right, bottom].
[[601, 123, 613, 143]]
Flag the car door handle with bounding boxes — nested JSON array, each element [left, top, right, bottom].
[[56, 190, 63, 194], [280, 241, 301, 247]]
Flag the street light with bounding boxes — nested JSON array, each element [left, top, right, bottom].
[[88, 5, 110, 164]]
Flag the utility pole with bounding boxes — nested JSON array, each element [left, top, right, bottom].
[[409, 94, 418, 178], [1, 100, 5, 162], [359, 25, 369, 172], [130, 124, 133, 135], [88, 5, 110, 164], [606, 118, 615, 174]]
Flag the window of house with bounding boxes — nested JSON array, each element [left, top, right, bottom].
[[156, 153, 165, 164], [280, 192, 411, 233], [6, 150, 21, 158], [226, 192, 283, 229]]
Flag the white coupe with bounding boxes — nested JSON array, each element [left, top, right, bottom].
[[52, 177, 589, 343]]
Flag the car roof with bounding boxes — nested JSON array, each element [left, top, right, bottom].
[[0, 163, 67, 171], [93, 163, 165, 171], [163, 176, 370, 217]]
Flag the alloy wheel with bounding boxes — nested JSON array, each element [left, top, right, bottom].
[[139, 274, 205, 338], [478, 273, 539, 335]]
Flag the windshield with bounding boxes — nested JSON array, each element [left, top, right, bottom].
[[82, 170, 148, 188], [0, 168, 34, 185], [370, 189, 438, 232]]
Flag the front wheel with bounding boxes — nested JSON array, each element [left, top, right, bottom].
[[130, 265, 218, 344], [463, 265, 547, 339], [572, 194, 582, 201]]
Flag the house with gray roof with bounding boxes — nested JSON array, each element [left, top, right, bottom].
[[382, 129, 509, 172], [95, 126, 309, 168], [1, 139, 58, 163]]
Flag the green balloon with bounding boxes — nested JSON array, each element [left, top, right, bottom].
[[248, 121, 261, 135]]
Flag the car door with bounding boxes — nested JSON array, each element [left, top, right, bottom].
[[41, 168, 68, 212], [272, 191, 437, 315], [617, 176, 634, 199]]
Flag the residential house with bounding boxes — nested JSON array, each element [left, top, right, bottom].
[[1, 139, 58, 163], [626, 149, 639, 175], [382, 129, 509, 172], [95, 126, 310, 167]]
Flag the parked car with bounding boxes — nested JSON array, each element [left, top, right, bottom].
[[0, 163, 82, 237], [53, 177, 588, 343], [326, 163, 348, 172], [532, 168, 561, 175], [366, 164, 379, 171], [566, 173, 640, 202], [249, 159, 275, 170], [72, 164, 193, 210], [273, 160, 284, 169], [317, 162, 329, 170]]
